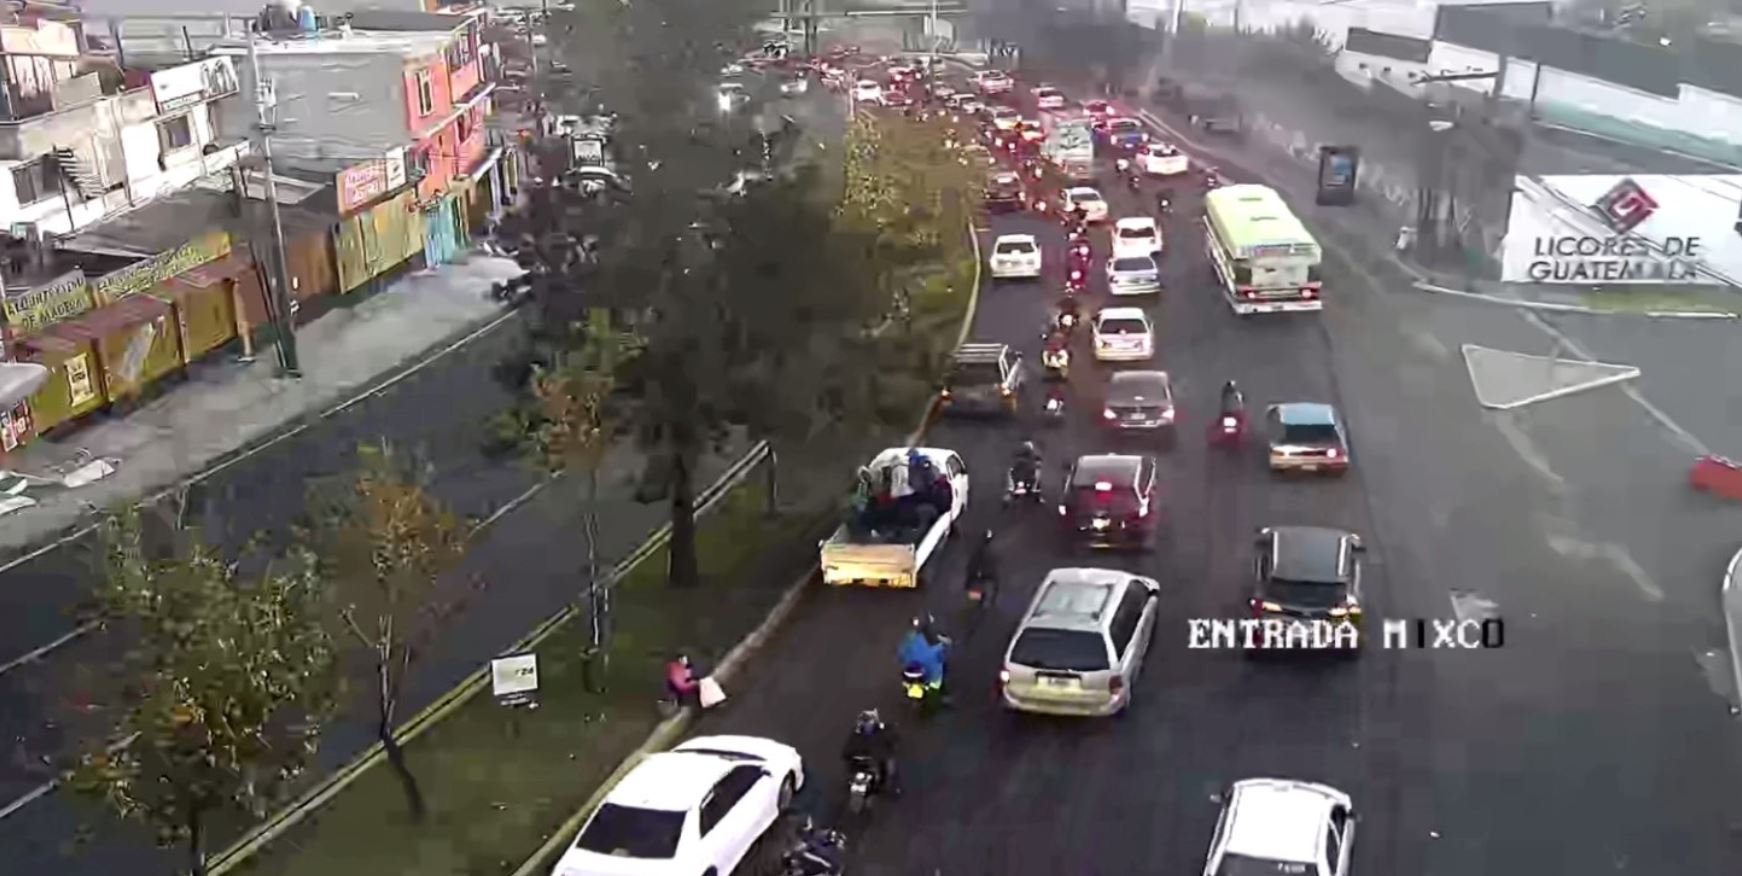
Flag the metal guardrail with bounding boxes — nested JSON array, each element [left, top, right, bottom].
[[206, 440, 775, 875]]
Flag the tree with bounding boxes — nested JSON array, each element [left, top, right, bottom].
[[310, 443, 469, 821], [522, 316, 634, 687], [66, 515, 339, 876], [509, 0, 892, 588]]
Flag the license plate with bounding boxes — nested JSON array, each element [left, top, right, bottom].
[[1125, 413, 1146, 421], [1042, 676, 1075, 689], [904, 683, 926, 700], [1301, 464, 1320, 472]]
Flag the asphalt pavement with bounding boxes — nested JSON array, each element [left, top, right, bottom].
[[690, 77, 1742, 874]]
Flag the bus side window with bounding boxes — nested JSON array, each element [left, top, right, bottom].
[[1232, 260, 1252, 285]]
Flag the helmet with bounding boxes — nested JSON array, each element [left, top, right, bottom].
[[1223, 379, 1239, 393], [856, 708, 881, 731], [1021, 440, 1037, 455], [912, 613, 934, 631]]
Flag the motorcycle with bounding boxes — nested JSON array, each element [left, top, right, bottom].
[[900, 659, 947, 712], [781, 814, 848, 875], [1041, 343, 1071, 379], [1066, 263, 1087, 286], [1209, 409, 1246, 448], [1042, 386, 1068, 423], [1005, 462, 1044, 504], [846, 754, 883, 814], [1068, 235, 1092, 261]]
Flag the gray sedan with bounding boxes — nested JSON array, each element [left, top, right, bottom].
[[1106, 254, 1161, 296]]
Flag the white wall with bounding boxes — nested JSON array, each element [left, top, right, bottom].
[[1335, 49, 1432, 97], [0, 164, 123, 234], [216, 49, 411, 162]]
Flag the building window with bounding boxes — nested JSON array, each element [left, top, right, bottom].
[[410, 147, 431, 180], [157, 114, 194, 152], [415, 69, 435, 116], [11, 157, 60, 205], [457, 108, 475, 145], [445, 32, 475, 71]]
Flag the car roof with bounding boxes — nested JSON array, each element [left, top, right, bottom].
[[1071, 453, 1143, 485], [1097, 306, 1149, 322], [991, 171, 1021, 183], [1108, 370, 1171, 400], [1225, 778, 1350, 861], [1269, 526, 1352, 582], [607, 751, 737, 810], [1115, 217, 1157, 229], [1108, 116, 1141, 125], [1025, 568, 1136, 631], [993, 233, 1037, 244], [1067, 186, 1102, 198], [1277, 402, 1337, 425]]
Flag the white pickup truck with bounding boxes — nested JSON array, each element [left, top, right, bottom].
[[821, 447, 971, 588]]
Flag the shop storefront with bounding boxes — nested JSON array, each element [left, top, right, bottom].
[[335, 190, 425, 293], [47, 293, 184, 403]]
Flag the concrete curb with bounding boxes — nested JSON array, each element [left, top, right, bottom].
[[205, 442, 774, 876], [505, 217, 985, 876], [1723, 547, 1742, 716], [1411, 281, 1741, 320]]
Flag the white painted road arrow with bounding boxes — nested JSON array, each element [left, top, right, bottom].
[[1462, 343, 1641, 410]]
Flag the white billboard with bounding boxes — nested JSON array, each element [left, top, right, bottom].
[[1501, 174, 1742, 286]]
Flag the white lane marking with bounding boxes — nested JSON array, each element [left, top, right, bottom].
[[1519, 311, 1710, 456], [1543, 534, 1665, 602], [1489, 413, 1567, 492]]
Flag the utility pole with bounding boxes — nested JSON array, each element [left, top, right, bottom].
[[245, 25, 301, 378]]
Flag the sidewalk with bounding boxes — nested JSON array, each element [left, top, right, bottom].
[[0, 253, 525, 558]]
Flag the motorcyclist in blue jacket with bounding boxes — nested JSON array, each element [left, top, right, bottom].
[[898, 614, 949, 691]]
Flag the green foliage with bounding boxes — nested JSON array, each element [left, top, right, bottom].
[[66, 515, 339, 875]]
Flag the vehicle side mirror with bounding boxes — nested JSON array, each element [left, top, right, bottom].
[[1350, 540, 1367, 553]]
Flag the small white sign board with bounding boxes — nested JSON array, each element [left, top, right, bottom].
[[490, 653, 540, 707]]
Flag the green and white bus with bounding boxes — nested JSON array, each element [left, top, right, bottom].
[[1202, 184, 1324, 315]]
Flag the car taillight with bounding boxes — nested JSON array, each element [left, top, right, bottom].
[[998, 669, 1010, 686], [1326, 448, 1339, 459], [1057, 504, 1068, 516], [1103, 408, 1117, 420], [940, 389, 951, 399], [1242, 290, 1257, 299], [1108, 676, 1124, 695], [1000, 386, 1013, 397], [1221, 416, 1237, 429], [1301, 288, 1317, 299]]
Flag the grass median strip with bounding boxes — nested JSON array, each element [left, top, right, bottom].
[[235, 481, 832, 876]]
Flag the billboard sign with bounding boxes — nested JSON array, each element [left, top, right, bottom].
[[151, 57, 239, 114], [1315, 145, 1360, 206], [336, 149, 408, 215], [1501, 174, 1742, 285]]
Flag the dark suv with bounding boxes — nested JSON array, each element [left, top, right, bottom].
[[985, 171, 1027, 212], [1248, 526, 1366, 655], [940, 343, 1024, 417], [1058, 454, 1157, 550]]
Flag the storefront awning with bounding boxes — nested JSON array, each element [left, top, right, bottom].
[[465, 146, 506, 184]]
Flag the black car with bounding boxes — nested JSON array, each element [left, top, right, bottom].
[[1102, 371, 1175, 445], [985, 171, 1027, 212], [1248, 526, 1366, 655], [1057, 454, 1157, 550]]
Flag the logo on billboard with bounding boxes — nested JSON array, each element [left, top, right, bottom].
[[1591, 178, 1657, 234]]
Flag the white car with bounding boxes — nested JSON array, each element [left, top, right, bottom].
[[551, 735, 805, 876], [974, 70, 1013, 94], [1139, 141, 1190, 176], [1032, 85, 1066, 109], [1112, 217, 1162, 260], [989, 234, 1042, 280], [990, 105, 1021, 131], [1092, 307, 1154, 362], [1061, 187, 1109, 223], [1201, 778, 1357, 876], [1107, 253, 1161, 296], [853, 79, 883, 105]]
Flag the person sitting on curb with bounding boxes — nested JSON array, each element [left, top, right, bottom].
[[665, 653, 701, 707]]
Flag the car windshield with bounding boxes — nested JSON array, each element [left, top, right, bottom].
[[1214, 854, 1315, 876], [1098, 317, 1148, 335], [1009, 628, 1110, 671], [1112, 257, 1156, 273], [574, 804, 686, 859], [1069, 189, 1102, 202], [1117, 225, 1154, 239], [947, 360, 1003, 385], [1036, 88, 1059, 97], [857, 81, 876, 88], [1264, 577, 1349, 607], [994, 240, 1036, 255], [1110, 120, 1141, 132], [1280, 423, 1340, 445]]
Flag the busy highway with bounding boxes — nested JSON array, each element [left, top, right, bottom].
[[687, 54, 1742, 874]]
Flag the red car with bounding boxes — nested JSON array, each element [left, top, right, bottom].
[[1057, 454, 1158, 551]]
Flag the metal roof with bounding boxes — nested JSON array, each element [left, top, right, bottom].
[[1270, 526, 1352, 583], [1276, 402, 1336, 426]]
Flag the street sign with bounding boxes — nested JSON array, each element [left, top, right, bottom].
[[490, 653, 540, 708], [1315, 146, 1359, 206]]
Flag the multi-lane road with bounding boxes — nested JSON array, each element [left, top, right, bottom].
[[697, 71, 1742, 873]]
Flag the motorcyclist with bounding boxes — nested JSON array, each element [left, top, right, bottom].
[[841, 709, 900, 795], [1010, 441, 1042, 485], [898, 615, 949, 692], [1155, 187, 1173, 215], [1220, 379, 1245, 416], [966, 529, 999, 597], [1042, 330, 1071, 375]]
